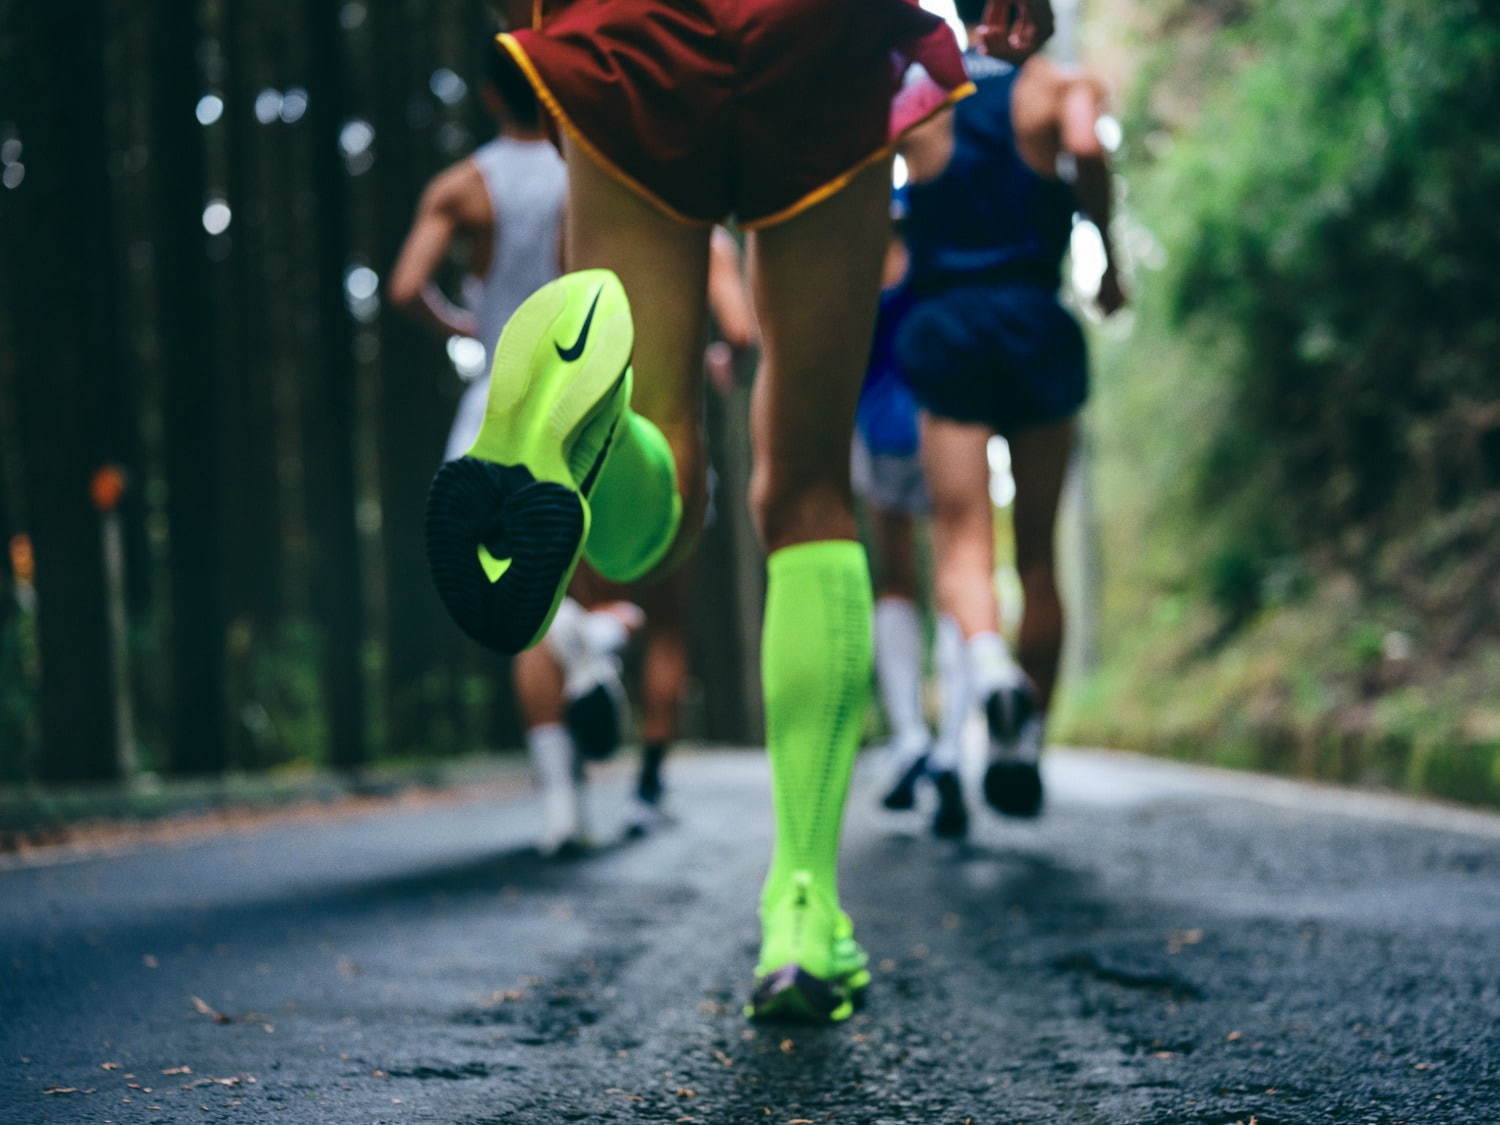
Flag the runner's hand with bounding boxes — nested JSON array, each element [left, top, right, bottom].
[[979, 0, 1056, 55]]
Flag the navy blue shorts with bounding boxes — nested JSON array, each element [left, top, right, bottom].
[[895, 282, 1087, 437]]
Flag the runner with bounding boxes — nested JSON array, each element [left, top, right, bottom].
[[849, 201, 935, 814], [388, 45, 643, 856], [897, 0, 1126, 831], [423, 0, 1052, 1021]]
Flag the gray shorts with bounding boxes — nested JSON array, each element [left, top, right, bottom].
[[850, 429, 928, 514]]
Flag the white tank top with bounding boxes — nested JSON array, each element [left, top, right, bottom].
[[468, 136, 567, 364]]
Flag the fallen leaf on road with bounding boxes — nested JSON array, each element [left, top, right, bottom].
[[101, 1062, 121, 1071], [42, 1087, 78, 1095], [191, 996, 232, 1023], [779, 1038, 796, 1054], [1226, 1031, 1243, 1042], [1413, 1062, 1435, 1071], [142, 955, 159, 968], [1150, 1051, 1176, 1060], [162, 1066, 192, 1075], [182, 1075, 253, 1089], [713, 1050, 733, 1067]]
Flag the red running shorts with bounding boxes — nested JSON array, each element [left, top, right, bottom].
[[498, 0, 971, 229]]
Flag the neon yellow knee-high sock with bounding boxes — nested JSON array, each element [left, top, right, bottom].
[[760, 540, 873, 908], [583, 403, 682, 583]]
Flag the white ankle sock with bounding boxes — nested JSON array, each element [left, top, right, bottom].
[[526, 722, 581, 846], [930, 616, 970, 773], [966, 631, 1024, 698]]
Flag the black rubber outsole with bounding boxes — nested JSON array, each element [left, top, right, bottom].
[[983, 760, 1044, 818], [748, 965, 849, 1024], [425, 457, 584, 655]]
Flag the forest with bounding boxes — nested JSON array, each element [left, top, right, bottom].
[[3, 0, 1498, 809], [0, 0, 764, 788]]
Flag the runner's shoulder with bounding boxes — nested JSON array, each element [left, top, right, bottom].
[[421, 159, 491, 228]]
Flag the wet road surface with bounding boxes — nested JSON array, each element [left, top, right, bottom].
[[3, 748, 1498, 1124]]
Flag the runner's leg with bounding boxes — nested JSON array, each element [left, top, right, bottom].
[[745, 158, 888, 1007], [1007, 419, 1073, 711], [869, 504, 930, 808], [562, 137, 712, 583]]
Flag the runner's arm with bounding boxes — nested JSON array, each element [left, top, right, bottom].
[[388, 171, 481, 339], [979, 0, 1056, 54], [1061, 76, 1126, 315], [705, 227, 757, 394], [707, 227, 756, 351]]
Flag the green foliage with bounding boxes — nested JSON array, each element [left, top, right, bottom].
[[1147, 0, 1500, 545], [1062, 0, 1500, 807]]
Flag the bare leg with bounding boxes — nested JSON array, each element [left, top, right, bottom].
[[869, 505, 920, 602], [636, 572, 690, 748], [562, 138, 712, 576], [922, 415, 998, 639], [1007, 419, 1074, 712], [747, 162, 891, 550], [513, 646, 565, 730]]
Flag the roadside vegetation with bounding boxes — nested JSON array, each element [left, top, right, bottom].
[[1059, 0, 1500, 806]]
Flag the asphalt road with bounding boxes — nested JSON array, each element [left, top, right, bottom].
[[3, 748, 1498, 1124]]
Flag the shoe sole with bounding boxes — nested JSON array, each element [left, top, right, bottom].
[[425, 271, 633, 654], [746, 965, 857, 1024]]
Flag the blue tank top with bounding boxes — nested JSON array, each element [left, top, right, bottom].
[[906, 53, 1076, 293]]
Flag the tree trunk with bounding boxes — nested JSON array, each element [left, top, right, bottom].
[[6, 2, 122, 782], [219, 0, 287, 770], [370, 0, 471, 759], [150, 0, 229, 776], [303, 0, 368, 771]]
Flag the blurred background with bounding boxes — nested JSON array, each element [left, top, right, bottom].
[[1, 0, 1497, 810]]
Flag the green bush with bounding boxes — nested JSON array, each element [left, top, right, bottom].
[[1062, 0, 1500, 807], [1146, 0, 1500, 550]]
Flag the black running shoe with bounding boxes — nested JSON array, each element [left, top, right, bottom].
[[566, 682, 621, 762], [982, 684, 1045, 818], [881, 747, 929, 811], [931, 770, 969, 840]]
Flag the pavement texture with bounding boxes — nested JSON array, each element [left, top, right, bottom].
[[2, 748, 1498, 1124]]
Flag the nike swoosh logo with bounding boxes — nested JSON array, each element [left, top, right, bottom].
[[554, 286, 603, 362]]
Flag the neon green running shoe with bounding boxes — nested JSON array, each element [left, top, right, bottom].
[[426, 270, 633, 654], [747, 871, 870, 1024]]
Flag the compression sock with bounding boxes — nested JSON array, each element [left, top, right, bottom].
[[582, 409, 683, 583], [873, 597, 928, 751], [760, 540, 873, 918]]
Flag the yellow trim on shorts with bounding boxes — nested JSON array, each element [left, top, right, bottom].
[[496, 32, 715, 229], [741, 80, 978, 231]]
